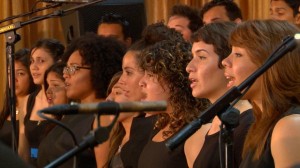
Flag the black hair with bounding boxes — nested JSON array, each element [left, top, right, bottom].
[[98, 13, 131, 39], [170, 4, 203, 32], [31, 38, 65, 62], [200, 0, 243, 21], [62, 33, 125, 98]]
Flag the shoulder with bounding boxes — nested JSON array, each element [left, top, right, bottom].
[[271, 114, 300, 167], [272, 114, 300, 138]]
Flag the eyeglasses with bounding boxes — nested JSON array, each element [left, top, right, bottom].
[[63, 65, 91, 76]]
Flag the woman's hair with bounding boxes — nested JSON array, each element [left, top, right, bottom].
[[0, 48, 37, 127], [15, 48, 37, 94], [62, 33, 125, 99], [191, 21, 237, 68], [31, 38, 65, 62], [230, 20, 300, 159], [44, 62, 66, 92], [139, 39, 209, 138], [103, 71, 124, 168]]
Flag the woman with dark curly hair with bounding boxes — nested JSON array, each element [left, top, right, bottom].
[[137, 39, 208, 168], [37, 33, 125, 168]]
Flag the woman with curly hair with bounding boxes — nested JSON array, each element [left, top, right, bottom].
[[222, 20, 300, 167], [137, 39, 208, 168], [37, 33, 125, 168]]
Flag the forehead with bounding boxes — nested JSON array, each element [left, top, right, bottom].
[[203, 6, 230, 23], [270, 0, 292, 9], [98, 23, 123, 36], [168, 15, 190, 27], [31, 48, 52, 59], [67, 50, 83, 65]]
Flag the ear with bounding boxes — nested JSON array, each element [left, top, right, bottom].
[[294, 13, 300, 26], [125, 37, 132, 47]]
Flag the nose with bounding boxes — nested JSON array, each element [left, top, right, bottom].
[[222, 56, 231, 68], [186, 59, 195, 73], [139, 75, 146, 88], [118, 73, 126, 85], [63, 71, 70, 79]]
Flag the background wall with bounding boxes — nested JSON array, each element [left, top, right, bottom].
[[0, 0, 270, 109]]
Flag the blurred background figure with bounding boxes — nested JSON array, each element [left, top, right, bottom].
[[97, 13, 132, 48], [269, 0, 300, 27], [200, 0, 243, 25], [167, 4, 202, 42]]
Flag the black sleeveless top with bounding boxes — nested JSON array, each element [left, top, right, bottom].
[[193, 109, 254, 168], [0, 141, 30, 168], [118, 114, 157, 168], [37, 115, 96, 168], [24, 89, 52, 167], [0, 120, 19, 148], [240, 106, 300, 168], [138, 125, 188, 168]]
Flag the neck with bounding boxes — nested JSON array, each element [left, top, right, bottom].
[[81, 94, 105, 103], [251, 98, 263, 112], [234, 100, 252, 113]]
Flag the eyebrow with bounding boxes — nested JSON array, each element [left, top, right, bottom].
[[194, 49, 210, 54]]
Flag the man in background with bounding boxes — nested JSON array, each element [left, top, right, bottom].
[[167, 4, 202, 42], [97, 13, 132, 48], [200, 0, 243, 25]]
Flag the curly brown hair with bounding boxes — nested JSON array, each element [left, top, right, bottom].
[[139, 40, 209, 138]]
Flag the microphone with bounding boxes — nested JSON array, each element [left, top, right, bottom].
[[40, 101, 167, 115]]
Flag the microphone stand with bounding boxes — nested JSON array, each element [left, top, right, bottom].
[[0, 3, 62, 24], [44, 113, 118, 168], [0, 0, 104, 152], [165, 35, 298, 168]]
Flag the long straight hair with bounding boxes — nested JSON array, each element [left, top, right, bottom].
[[230, 20, 300, 159]]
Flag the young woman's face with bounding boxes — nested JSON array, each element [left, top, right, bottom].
[[107, 82, 135, 122], [118, 51, 145, 101], [63, 50, 93, 102], [30, 48, 55, 85], [46, 72, 68, 106], [186, 41, 228, 102], [139, 71, 170, 102], [222, 46, 260, 100], [14, 61, 31, 97]]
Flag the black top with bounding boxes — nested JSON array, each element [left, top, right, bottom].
[[0, 141, 30, 168], [119, 114, 157, 168], [24, 89, 52, 167], [37, 115, 96, 168], [240, 106, 300, 168], [193, 109, 254, 168], [0, 120, 19, 148], [138, 124, 188, 168]]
